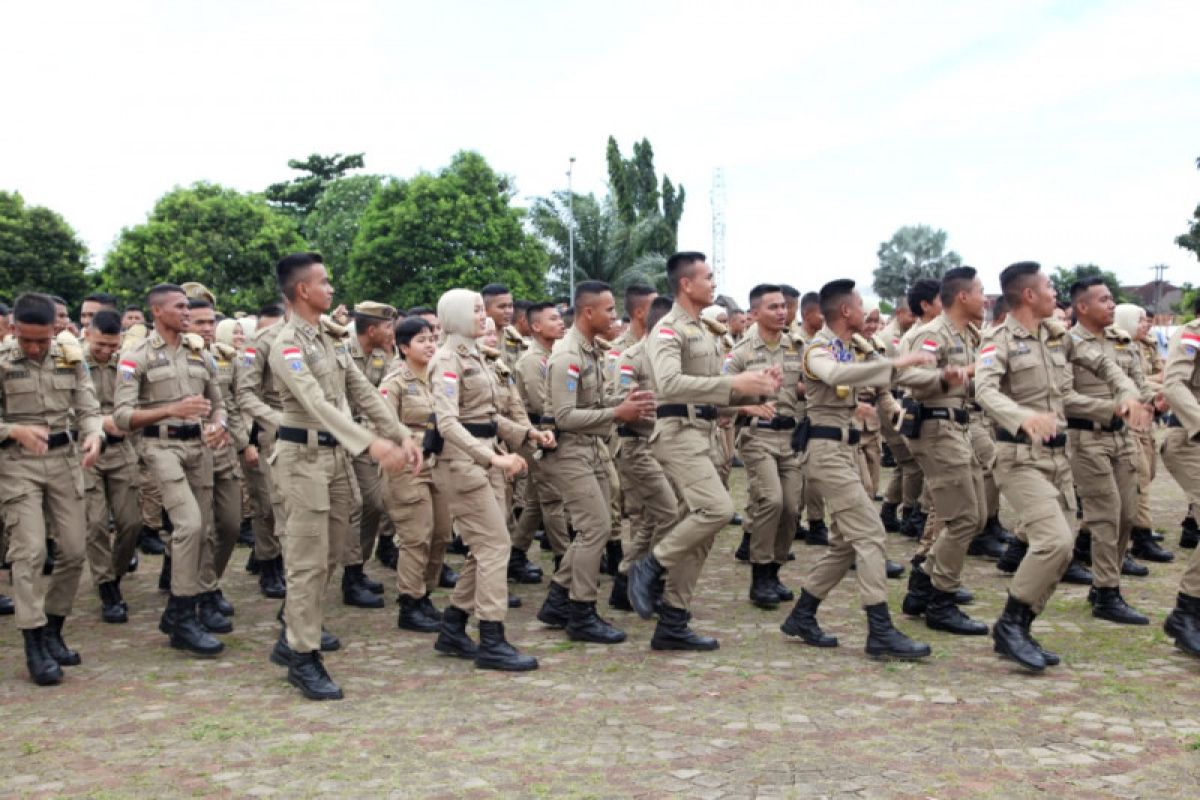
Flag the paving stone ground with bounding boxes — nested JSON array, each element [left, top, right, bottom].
[[2, 462, 1200, 799]]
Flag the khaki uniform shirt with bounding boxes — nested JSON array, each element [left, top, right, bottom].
[[349, 335, 393, 423], [1, 340, 101, 444], [237, 323, 285, 431], [380, 361, 434, 484], [1163, 321, 1200, 437], [113, 330, 222, 434], [725, 327, 805, 423], [1069, 323, 1154, 409], [608, 338, 654, 437], [900, 313, 976, 409], [483, 346, 531, 429], [514, 340, 553, 423], [645, 303, 736, 409], [802, 324, 928, 428], [1139, 338, 1165, 394], [547, 326, 615, 440], [211, 342, 249, 452], [500, 325, 527, 372], [879, 317, 911, 358], [85, 345, 136, 469]]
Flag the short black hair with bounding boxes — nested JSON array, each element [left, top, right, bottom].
[[49, 295, 68, 308], [146, 283, 185, 308], [561, 306, 576, 328], [188, 297, 213, 310], [123, 304, 143, 315], [352, 311, 390, 331], [13, 293, 57, 326], [407, 306, 436, 317], [527, 301, 557, 325], [907, 278, 941, 317], [818, 279, 856, 321], [999, 261, 1042, 308], [0, 302, 10, 317], [394, 317, 433, 355], [480, 284, 511, 301], [779, 284, 801, 300], [624, 283, 656, 312], [276, 252, 324, 301], [1069, 275, 1108, 305], [258, 303, 285, 319], [90, 309, 122, 335], [666, 251, 707, 294], [83, 292, 118, 310], [800, 291, 820, 312], [513, 299, 533, 315], [939, 267, 978, 309], [748, 284, 783, 308], [574, 279, 611, 305], [992, 296, 1009, 319], [647, 296, 674, 330]]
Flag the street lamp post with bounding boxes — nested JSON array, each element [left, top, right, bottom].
[[567, 156, 576, 303]]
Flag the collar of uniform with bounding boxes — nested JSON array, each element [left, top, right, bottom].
[[1004, 315, 1037, 340], [748, 325, 786, 350], [568, 325, 598, 355], [1070, 322, 1102, 342], [349, 335, 366, 358], [291, 317, 319, 339], [444, 332, 477, 355], [670, 302, 700, 325], [816, 324, 842, 347], [530, 338, 553, 357], [148, 329, 169, 349], [398, 361, 427, 385]]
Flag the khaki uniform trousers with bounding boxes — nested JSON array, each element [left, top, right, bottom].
[[200, 446, 242, 591], [512, 443, 569, 555], [858, 427, 882, 498], [345, 452, 394, 567], [800, 438, 889, 606], [739, 428, 803, 565], [1, 448, 87, 628], [1160, 429, 1200, 597], [244, 423, 283, 560], [141, 440, 214, 597], [273, 440, 358, 652], [915, 418, 992, 558], [1070, 429, 1137, 588], [543, 435, 614, 603], [1134, 430, 1157, 529], [84, 450, 142, 585], [432, 457, 510, 621], [615, 436, 677, 573], [383, 470, 452, 597], [881, 411, 923, 510], [992, 442, 1076, 613], [908, 419, 986, 591], [651, 418, 734, 610], [140, 459, 163, 531]]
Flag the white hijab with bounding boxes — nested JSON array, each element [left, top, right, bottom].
[[1113, 304, 1145, 340]]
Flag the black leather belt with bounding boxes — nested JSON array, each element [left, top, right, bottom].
[[737, 415, 798, 430], [657, 404, 718, 421], [143, 424, 203, 440], [463, 422, 499, 438], [809, 425, 861, 445], [996, 429, 1067, 448], [277, 426, 337, 447], [968, 402, 983, 414], [1168, 414, 1183, 428], [2, 430, 77, 449], [249, 421, 261, 447], [920, 407, 969, 424], [105, 433, 126, 444], [528, 413, 555, 426], [616, 425, 642, 438], [1066, 417, 1125, 433]]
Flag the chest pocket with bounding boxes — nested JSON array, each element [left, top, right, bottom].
[[401, 383, 430, 426], [578, 362, 601, 404], [3, 376, 38, 415], [186, 359, 209, 394], [1045, 343, 1067, 369], [460, 365, 494, 416], [1007, 352, 1042, 394]]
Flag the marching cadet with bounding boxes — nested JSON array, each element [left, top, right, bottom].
[[481, 283, 527, 373], [627, 252, 781, 651], [266, 253, 421, 700], [725, 284, 804, 609], [114, 284, 230, 658], [855, 304, 885, 498], [379, 317, 451, 633], [82, 310, 143, 624], [535, 281, 656, 644], [428, 289, 553, 671], [794, 291, 830, 545], [1160, 296, 1200, 657], [893, 279, 942, 541], [877, 303, 920, 533], [341, 301, 398, 610], [779, 280, 944, 660], [1, 293, 102, 685], [975, 262, 1148, 672]]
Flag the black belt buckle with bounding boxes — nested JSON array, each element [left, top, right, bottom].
[[765, 416, 797, 431], [463, 421, 499, 438], [46, 431, 75, 449], [278, 426, 338, 447], [616, 425, 641, 438]]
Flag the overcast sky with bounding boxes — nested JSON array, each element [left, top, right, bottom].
[[3, 0, 1198, 306]]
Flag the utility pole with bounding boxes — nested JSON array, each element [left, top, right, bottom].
[[711, 168, 726, 293], [1151, 263, 1169, 322], [567, 157, 576, 303]]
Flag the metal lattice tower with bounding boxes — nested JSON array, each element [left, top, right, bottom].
[[711, 168, 726, 291]]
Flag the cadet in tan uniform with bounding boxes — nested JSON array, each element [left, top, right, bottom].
[[856, 306, 884, 497], [115, 284, 230, 658], [725, 285, 804, 609], [1159, 302, 1200, 657], [481, 283, 527, 372], [266, 253, 420, 700], [341, 301, 398, 609], [1, 293, 103, 685], [82, 310, 143, 624], [877, 305, 921, 533], [793, 291, 830, 545], [428, 288, 552, 671], [628, 252, 781, 650], [778, 280, 941, 660], [536, 281, 656, 644], [975, 262, 1147, 672]]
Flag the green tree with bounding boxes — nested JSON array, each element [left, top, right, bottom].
[[0, 191, 92, 306], [1049, 263, 1127, 306], [347, 151, 548, 309], [99, 182, 305, 312], [265, 152, 366, 219], [1176, 157, 1200, 263], [605, 136, 685, 257], [872, 224, 963, 304], [304, 174, 383, 288]]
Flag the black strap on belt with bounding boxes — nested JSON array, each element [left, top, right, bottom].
[[3, 431, 77, 449], [736, 415, 798, 430], [968, 402, 983, 413], [1167, 414, 1183, 428], [657, 404, 718, 421], [105, 432, 126, 445], [808, 425, 861, 446], [463, 421, 499, 438], [248, 421, 262, 447], [1066, 417, 1125, 433], [277, 426, 338, 447], [528, 413, 555, 427], [616, 425, 642, 438], [143, 424, 203, 441], [919, 407, 969, 424], [996, 428, 1067, 448]]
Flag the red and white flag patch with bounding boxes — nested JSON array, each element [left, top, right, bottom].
[[118, 359, 137, 375], [442, 371, 459, 384], [566, 364, 581, 379], [657, 328, 677, 340], [281, 347, 302, 361], [921, 339, 939, 353], [1182, 332, 1200, 355]]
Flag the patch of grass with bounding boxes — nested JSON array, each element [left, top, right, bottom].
[[188, 721, 238, 742], [1187, 735, 1200, 751], [20, 741, 38, 756]]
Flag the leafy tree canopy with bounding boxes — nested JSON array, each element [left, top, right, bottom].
[[1049, 263, 1128, 307], [265, 152, 366, 219], [304, 173, 383, 292], [872, 224, 962, 304], [0, 191, 92, 307]]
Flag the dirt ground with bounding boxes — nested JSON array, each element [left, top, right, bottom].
[[2, 464, 1199, 799]]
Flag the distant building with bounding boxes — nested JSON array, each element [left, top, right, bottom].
[[1121, 280, 1181, 324]]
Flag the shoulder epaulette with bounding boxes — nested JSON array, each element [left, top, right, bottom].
[[55, 331, 84, 363], [214, 342, 238, 360], [1044, 318, 1067, 337], [850, 333, 875, 354], [183, 332, 205, 352], [320, 316, 350, 338], [700, 318, 727, 336], [1105, 325, 1132, 344], [479, 344, 502, 360]]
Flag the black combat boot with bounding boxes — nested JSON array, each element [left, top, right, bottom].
[[881, 441, 896, 468], [237, 517, 255, 547], [212, 589, 234, 616], [98, 581, 128, 624], [439, 562, 459, 588], [1023, 607, 1060, 666], [780, 589, 837, 647], [398, 594, 441, 633], [418, 594, 441, 621], [342, 564, 384, 608], [899, 505, 926, 539], [138, 525, 166, 555], [447, 534, 468, 556], [609, 572, 633, 611], [864, 603, 930, 659], [536, 581, 570, 628], [885, 559, 905, 579], [794, 520, 809, 541], [246, 551, 261, 575], [43, 614, 81, 666], [734, 531, 750, 562], [996, 539, 1027, 573], [955, 587, 974, 604], [23, 628, 63, 686], [259, 555, 287, 599], [768, 563, 794, 602], [375, 534, 399, 569], [1164, 592, 1200, 657], [358, 565, 385, 595], [1121, 554, 1149, 577], [730, 512, 744, 527], [0, 594, 14, 615], [434, 606, 478, 658], [475, 620, 538, 671], [925, 589, 988, 635], [805, 519, 829, 546], [165, 595, 224, 656], [991, 594, 1045, 672], [1091, 586, 1149, 625], [902, 562, 933, 616], [158, 555, 172, 592], [601, 539, 623, 576], [1130, 527, 1174, 563], [507, 593, 522, 609], [749, 562, 780, 609], [289, 651, 343, 700], [270, 627, 296, 667], [197, 591, 233, 634], [627, 553, 665, 620], [651, 604, 719, 651], [968, 528, 1006, 560], [879, 502, 900, 533], [566, 600, 626, 644], [1061, 560, 1093, 585], [507, 548, 543, 584], [984, 514, 1015, 544], [1181, 517, 1199, 550], [1073, 529, 1093, 565]]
